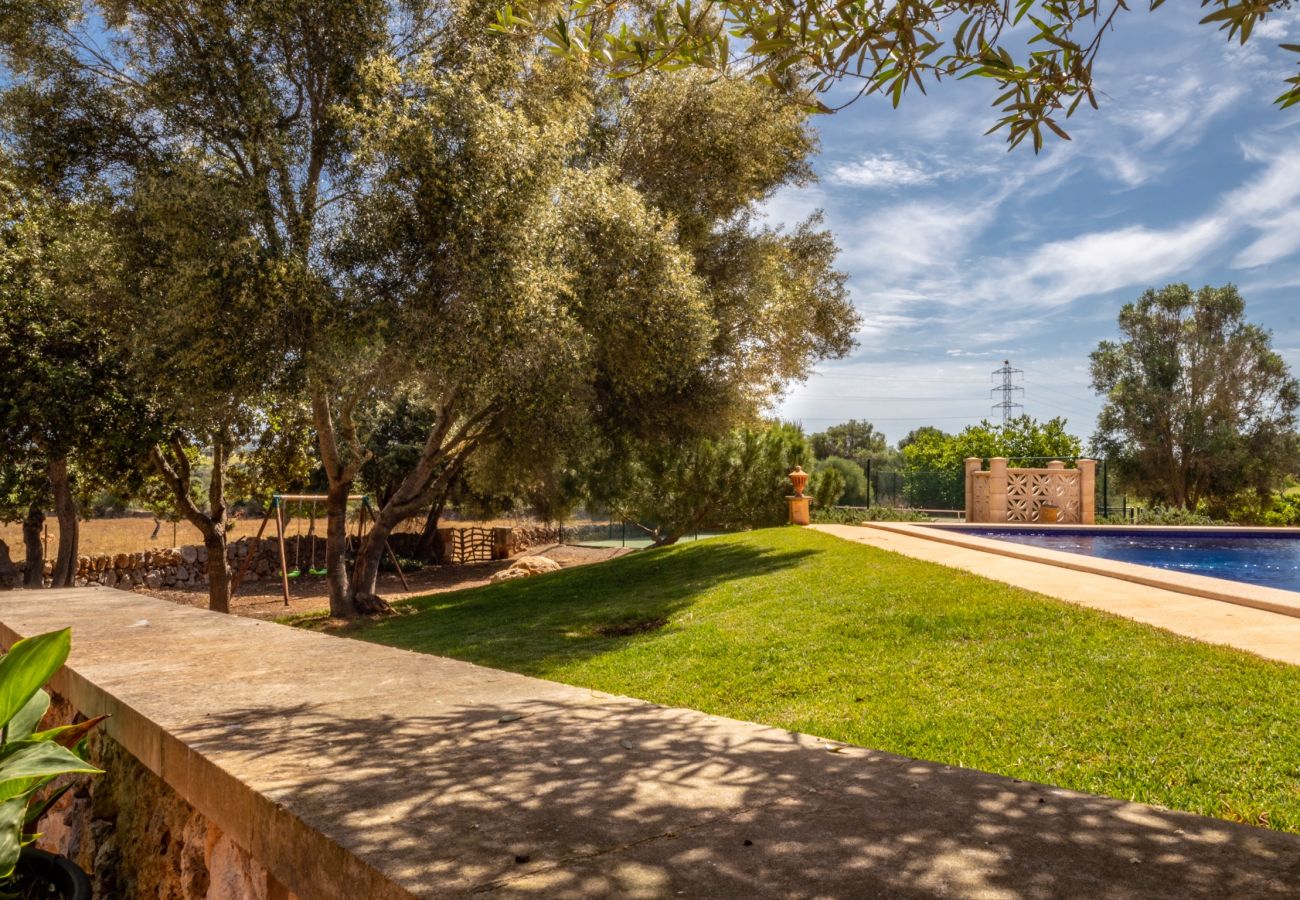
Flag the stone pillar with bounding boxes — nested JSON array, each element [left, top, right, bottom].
[[1077, 458, 1097, 524], [988, 457, 1009, 524], [964, 458, 982, 522]]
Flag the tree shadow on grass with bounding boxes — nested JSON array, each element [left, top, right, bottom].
[[358, 538, 821, 672], [178, 694, 1300, 899]]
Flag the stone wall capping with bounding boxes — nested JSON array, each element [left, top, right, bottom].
[[3, 589, 1299, 898]]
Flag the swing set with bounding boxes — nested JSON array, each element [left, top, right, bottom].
[[229, 494, 409, 605]]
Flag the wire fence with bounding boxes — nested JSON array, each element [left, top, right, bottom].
[[867, 457, 1127, 518]]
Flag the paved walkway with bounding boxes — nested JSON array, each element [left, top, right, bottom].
[[3, 589, 1299, 898], [813, 523, 1300, 666]]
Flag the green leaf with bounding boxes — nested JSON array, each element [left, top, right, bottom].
[[5, 692, 48, 746], [0, 631, 69, 738], [0, 743, 100, 804], [0, 798, 25, 880]]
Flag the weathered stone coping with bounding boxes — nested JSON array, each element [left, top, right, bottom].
[[895, 522, 1300, 619], [3, 589, 1300, 898]]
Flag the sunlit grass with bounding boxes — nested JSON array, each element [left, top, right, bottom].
[[336, 527, 1300, 833]]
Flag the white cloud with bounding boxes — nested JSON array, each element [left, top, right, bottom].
[[1235, 208, 1300, 267], [829, 153, 946, 189], [838, 198, 995, 279]]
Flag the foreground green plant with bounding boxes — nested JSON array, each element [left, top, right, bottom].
[[345, 528, 1300, 832], [0, 629, 102, 887]]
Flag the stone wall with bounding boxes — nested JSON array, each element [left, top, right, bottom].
[[38, 695, 297, 900], [965, 457, 1097, 524], [1, 524, 562, 590], [72, 536, 326, 591]]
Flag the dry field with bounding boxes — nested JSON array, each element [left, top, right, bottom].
[[0, 512, 562, 558], [0, 515, 334, 557]]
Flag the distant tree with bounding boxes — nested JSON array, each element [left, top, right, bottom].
[[901, 416, 1082, 508], [813, 456, 869, 506], [1090, 284, 1300, 510], [897, 426, 947, 451], [600, 422, 810, 545], [809, 420, 887, 469], [903, 417, 1081, 472]]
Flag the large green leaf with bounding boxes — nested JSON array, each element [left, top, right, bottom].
[[0, 631, 69, 736], [5, 691, 49, 745], [0, 743, 99, 804], [0, 798, 25, 880]]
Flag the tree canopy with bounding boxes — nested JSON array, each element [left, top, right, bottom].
[[1090, 283, 1300, 510], [1, 0, 859, 614], [901, 415, 1082, 508], [517, 0, 1300, 149], [810, 419, 888, 470]]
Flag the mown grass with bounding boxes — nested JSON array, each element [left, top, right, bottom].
[[332, 527, 1300, 832]]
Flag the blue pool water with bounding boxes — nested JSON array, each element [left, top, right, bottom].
[[955, 529, 1300, 592]]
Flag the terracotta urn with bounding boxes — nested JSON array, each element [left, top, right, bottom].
[[789, 466, 809, 498]]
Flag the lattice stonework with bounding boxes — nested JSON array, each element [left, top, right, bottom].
[[1006, 469, 1080, 523]]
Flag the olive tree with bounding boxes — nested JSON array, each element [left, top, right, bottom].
[[1090, 283, 1300, 510], [0, 175, 145, 586]]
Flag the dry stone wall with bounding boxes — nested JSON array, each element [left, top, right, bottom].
[[38, 695, 299, 900], [0, 524, 562, 590], [70, 536, 325, 591]]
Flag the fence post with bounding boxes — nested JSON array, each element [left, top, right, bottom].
[[1102, 460, 1109, 517]]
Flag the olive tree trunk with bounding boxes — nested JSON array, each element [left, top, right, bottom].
[[312, 389, 373, 617], [21, 504, 44, 588], [48, 457, 78, 588], [150, 431, 232, 614]]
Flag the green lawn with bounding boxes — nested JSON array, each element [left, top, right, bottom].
[[329, 527, 1300, 832]]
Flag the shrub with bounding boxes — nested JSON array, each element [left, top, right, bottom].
[[1098, 507, 1218, 526], [813, 456, 869, 505], [810, 506, 928, 524], [0, 628, 103, 884]]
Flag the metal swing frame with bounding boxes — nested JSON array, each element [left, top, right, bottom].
[[229, 494, 409, 605]]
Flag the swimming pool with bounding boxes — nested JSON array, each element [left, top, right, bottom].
[[954, 528, 1300, 593]]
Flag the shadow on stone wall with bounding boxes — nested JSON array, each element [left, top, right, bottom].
[[173, 695, 1300, 898]]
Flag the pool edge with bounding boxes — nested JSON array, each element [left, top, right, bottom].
[[865, 522, 1300, 620]]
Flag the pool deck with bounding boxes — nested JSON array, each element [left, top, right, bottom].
[[812, 523, 1300, 667]]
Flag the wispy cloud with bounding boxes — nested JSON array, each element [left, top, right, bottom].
[[829, 153, 951, 189]]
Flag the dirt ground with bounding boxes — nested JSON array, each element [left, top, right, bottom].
[[135, 543, 630, 621]]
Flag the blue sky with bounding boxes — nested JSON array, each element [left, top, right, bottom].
[[768, 4, 1300, 448]]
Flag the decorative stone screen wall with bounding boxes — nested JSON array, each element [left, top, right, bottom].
[[965, 458, 1096, 524]]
